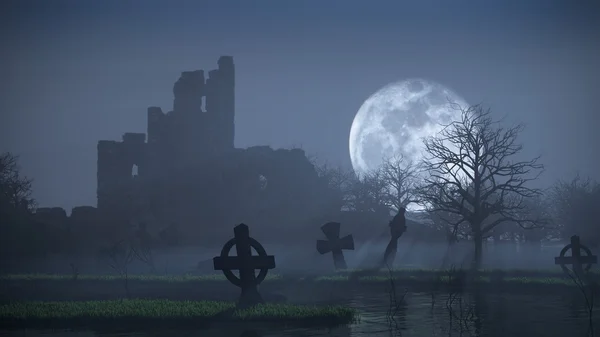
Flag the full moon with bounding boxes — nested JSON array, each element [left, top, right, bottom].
[[349, 79, 470, 177]]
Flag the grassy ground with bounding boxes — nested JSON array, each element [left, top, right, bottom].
[[320, 268, 599, 287], [0, 299, 359, 329], [2, 268, 595, 286], [0, 273, 283, 282], [0, 268, 594, 304]]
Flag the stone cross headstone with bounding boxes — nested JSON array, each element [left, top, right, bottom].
[[316, 222, 354, 270], [213, 223, 276, 309], [554, 235, 597, 279]]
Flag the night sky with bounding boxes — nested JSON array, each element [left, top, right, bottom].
[[2, 0, 599, 211]]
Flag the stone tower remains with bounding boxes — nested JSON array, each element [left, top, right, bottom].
[[96, 56, 235, 210]]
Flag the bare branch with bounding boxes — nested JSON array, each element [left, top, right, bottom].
[[418, 103, 544, 267], [310, 157, 355, 212], [345, 168, 390, 214], [549, 175, 600, 244], [380, 154, 422, 210], [0, 152, 36, 213]]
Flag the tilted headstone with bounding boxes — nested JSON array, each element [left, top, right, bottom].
[[382, 208, 407, 268], [316, 222, 354, 270]]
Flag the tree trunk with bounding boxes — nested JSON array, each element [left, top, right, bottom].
[[493, 233, 500, 247], [531, 239, 542, 253], [124, 269, 130, 299], [472, 231, 484, 270]]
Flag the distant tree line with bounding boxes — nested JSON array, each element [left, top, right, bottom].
[[0, 152, 52, 257], [311, 103, 600, 269], [1, 101, 599, 270]]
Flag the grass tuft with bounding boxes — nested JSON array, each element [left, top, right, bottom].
[[0, 273, 282, 282], [0, 299, 358, 329]]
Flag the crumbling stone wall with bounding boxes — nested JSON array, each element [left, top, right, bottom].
[[145, 56, 235, 169], [33, 206, 107, 253], [206, 56, 235, 149], [34, 207, 68, 230], [90, 56, 335, 245], [97, 133, 146, 211], [97, 57, 236, 212]]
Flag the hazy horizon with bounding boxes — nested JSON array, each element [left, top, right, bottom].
[[2, 0, 599, 211]]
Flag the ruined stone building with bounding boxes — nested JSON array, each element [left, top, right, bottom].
[[95, 56, 337, 244]]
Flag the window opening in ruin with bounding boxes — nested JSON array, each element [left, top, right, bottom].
[[201, 96, 206, 112], [258, 174, 268, 190], [131, 164, 139, 177]]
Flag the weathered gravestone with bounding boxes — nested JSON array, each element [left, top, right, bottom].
[[316, 222, 355, 270], [554, 235, 597, 279], [382, 207, 408, 268], [213, 223, 276, 309]]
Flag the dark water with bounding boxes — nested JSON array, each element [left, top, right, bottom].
[[1, 290, 596, 337]]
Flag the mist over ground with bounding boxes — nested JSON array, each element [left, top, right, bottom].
[[1, 240, 565, 276], [1, 3, 599, 337]]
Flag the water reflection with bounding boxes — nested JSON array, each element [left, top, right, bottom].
[[0, 290, 596, 337], [240, 330, 260, 337]]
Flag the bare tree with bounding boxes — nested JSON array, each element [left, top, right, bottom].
[[0, 152, 35, 213], [346, 169, 390, 214], [550, 175, 600, 247], [515, 196, 552, 242], [380, 154, 421, 211], [421, 179, 470, 243], [130, 223, 157, 273], [419, 182, 473, 268], [419, 103, 545, 269], [310, 157, 355, 212], [103, 239, 135, 297], [0, 152, 43, 258]]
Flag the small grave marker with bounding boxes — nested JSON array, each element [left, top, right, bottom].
[[554, 235, 597, 279], [316, 222, 354, 270], [213, 223, 276, 308]]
